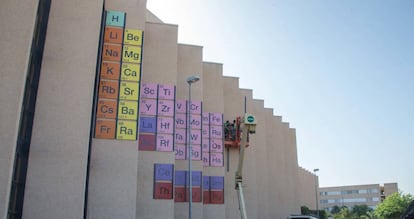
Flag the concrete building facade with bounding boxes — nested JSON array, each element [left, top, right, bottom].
[[0, 0, 317, 218], [319, 183, 398, 211]]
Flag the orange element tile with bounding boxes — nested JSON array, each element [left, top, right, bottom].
[[96, 99, 117, 119], [104, 27, 123, 44], [100, 62, 120, 80], [98, 80, 119, 99], [95, 119, 116, 139], [102, 44, 122, 62]]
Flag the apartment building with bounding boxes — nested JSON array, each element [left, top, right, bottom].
[[319, 183, 398, 211]]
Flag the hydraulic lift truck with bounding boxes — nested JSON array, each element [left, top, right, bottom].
[[224, 114, 257, 219]]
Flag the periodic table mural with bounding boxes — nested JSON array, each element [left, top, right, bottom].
[[93, 10, 225, 205], [94, 10, 143, 140]]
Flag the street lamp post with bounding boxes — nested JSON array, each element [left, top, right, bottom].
[[187, 75, 200, 219], [313, 168, 320, 219]]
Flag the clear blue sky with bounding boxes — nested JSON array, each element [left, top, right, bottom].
[[147, 0, 414, 195]]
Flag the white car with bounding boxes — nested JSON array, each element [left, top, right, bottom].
[[288, 215, 318, 219]]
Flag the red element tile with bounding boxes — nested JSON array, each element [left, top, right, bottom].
[[153, 182, 173, 199]]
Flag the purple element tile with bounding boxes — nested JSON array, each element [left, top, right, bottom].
[[139, 116, 156, 133], [203, 176, 210, 190], [154, 163, 174, 181], [191, 145, 201, 160], [174, 170, 186, 186], [189, 129, 201, 145], [157, 100, 174, 117], [202, 138, 209, 152], [210, 126, 223, 139], [189, 114, 202, 130], [187, 171, 202, 187], [156, 134, 173, 152], [175, 144, 186, 160], [157, 117, 174, 134], [210, 153, 223, 167], [158, 84, 175, 100], [175, 128, 186, 144], [202, 113, 210, 125], [175, 113, 186, 129], [210, 176, 224, 190], [210, 139, 223, 153], [141, 83, 158, 99], [175, 100, 187, 114], [139, 99, 157, 116], [189, 100, 202, 115], [138, 134, 156, 151], [210, 113, 223, 126], [202, 125, 209, 138], [202, 152, 210, 166]]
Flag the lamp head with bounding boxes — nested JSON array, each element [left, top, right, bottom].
[[187, 75, 200, 84], [313, 168, 319, 172]]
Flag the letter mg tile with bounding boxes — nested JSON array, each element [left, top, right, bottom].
[[122, 45, 141, 63]]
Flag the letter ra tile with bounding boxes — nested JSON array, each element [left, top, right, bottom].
[[95, 119, 116, 139], [116, 120, 137, 140], [153, 182, 173, 199], [100, 62, 120, 80], [96, 99, 117, 119]]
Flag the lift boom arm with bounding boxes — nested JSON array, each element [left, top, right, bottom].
[[235, 114, 256, 219]]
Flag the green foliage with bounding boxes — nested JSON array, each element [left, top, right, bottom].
[[301, 206, 311, 215], [331, 205, 373, 219], [374, 192, 413, 219]]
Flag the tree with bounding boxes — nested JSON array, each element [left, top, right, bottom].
[[331, 205, 341, 214], [352, 204, 372, 217], [375, 192, 413, 219]]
